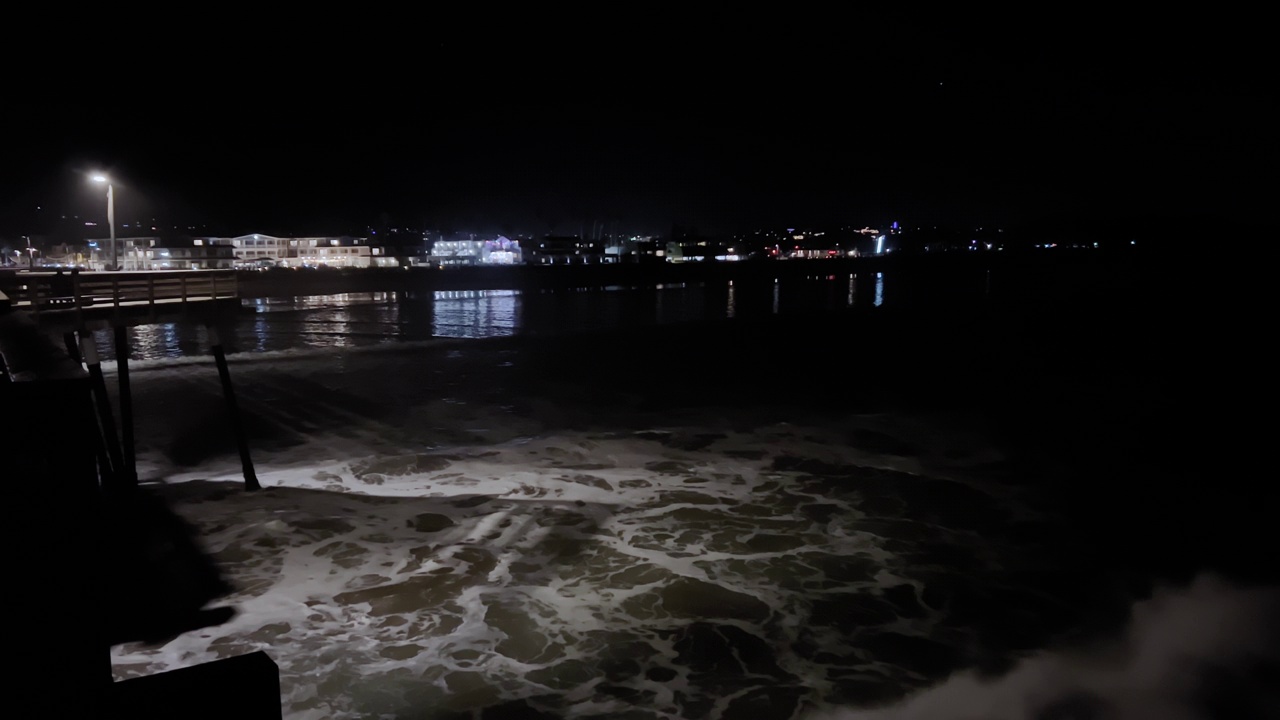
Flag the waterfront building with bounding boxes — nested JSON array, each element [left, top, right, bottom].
[[427, 235, 523, 267], [207, 234, 374, 268], [527, 236, 603, 265], [82, 237, 236, 270], [603, 236, 666, 263]]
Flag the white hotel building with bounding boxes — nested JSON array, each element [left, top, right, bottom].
[[209, 234, 400, 268]]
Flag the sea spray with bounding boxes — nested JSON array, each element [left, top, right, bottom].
[[803, 573, 1280, 720]]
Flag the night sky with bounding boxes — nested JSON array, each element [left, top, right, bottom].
[[3, 23, 1272, 239]]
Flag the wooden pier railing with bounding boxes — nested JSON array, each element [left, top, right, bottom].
[[0, 269, 238, 328]]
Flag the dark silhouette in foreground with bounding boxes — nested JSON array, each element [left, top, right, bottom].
[[1, 307, 280, 718]]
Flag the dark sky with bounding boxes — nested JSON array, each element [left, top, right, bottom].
[[3, 22, 1273, 239]]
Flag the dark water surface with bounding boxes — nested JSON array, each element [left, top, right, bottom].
[[92, 254, 1278, 719], [90, 256, 1137, 364]]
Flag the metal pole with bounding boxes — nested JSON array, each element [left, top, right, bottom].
[[108, 184, 117, 271], [208, 326, 260, 491]]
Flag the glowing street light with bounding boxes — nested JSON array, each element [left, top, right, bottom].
[[91, 174, 116, 270]]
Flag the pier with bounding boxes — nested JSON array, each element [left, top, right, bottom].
[[0, 268, 241, 331], [0, 270, 280, 717], [0, 268, 258, 492]]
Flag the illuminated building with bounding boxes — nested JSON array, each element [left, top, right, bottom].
[[207, 235, 375, 268], [527, 236, 603, 265], [83, 237, 236, 270], [427, 236, 523, 267]]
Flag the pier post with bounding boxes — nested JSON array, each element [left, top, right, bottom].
[[115, 325, 137, 481], [80, 334, 130, 494], [65, 331, 83, 364], [95, 435, 116, 489], [207, 326, 260, 491]]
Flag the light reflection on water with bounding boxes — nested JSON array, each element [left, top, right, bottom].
[[90, 274, 910, 362], [433, 289, 518, 339]]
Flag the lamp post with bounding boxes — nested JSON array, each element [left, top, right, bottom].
[[91, 175, 116, 270]]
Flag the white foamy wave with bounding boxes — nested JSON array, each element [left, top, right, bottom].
[[113, 416, 1024, 720], [105, 332, 1271, 719], [804, 574, 1280, 720]]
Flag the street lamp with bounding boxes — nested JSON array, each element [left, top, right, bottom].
[[91, 175, 116, 270]]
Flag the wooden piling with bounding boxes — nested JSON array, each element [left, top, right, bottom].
[[115, 325, 137, 482], [80, 334, 130, 494], [207, 326, 260, 491], [64, 331, 83, 364]]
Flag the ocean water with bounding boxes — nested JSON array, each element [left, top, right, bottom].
[[89, 273, 887, 363], [93, 264, 1278, 719]]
